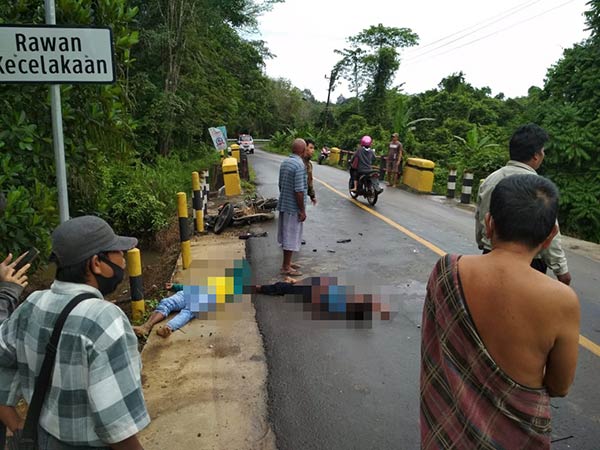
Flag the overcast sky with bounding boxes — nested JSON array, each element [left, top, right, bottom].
[[255, 0, 591, 101]]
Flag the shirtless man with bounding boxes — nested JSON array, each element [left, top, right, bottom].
[[421, 174, 580, 449]]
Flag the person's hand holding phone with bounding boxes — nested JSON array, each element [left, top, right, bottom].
[[0, 251, 33, 288]]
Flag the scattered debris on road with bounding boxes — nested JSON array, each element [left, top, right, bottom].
[[210, 196, 278, 234], [239, 231, 268, 240]]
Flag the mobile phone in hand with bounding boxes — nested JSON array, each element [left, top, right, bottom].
[[14, 247, 40, 271]]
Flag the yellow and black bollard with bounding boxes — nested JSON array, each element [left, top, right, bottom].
[[177, 192, 192, 269], [127, 248, 145, 322], [192, 171, 204, 233]]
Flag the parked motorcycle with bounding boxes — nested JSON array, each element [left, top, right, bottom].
[[318, 146, 331, 165], [349, 170, 382, 206]]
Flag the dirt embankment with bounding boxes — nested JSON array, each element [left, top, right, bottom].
[[22, 216, 183, 318]]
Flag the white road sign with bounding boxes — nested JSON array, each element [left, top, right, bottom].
[[209, 127, 228, 151], [0, 25, 115, 84]]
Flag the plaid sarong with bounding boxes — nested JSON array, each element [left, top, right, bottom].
[[420, 254, 551, 449]]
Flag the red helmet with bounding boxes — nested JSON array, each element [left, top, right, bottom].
[[360, 135, 372, 147]]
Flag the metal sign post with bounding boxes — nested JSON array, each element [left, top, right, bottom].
[[0, 4, 115, 224], [45, 0, 69, 222]]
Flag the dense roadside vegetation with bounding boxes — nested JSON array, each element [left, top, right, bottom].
[[0, 0, 284, 258], [266, 3, 600, 243], [1, 0, 599, 258]]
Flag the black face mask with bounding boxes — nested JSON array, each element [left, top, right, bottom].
[[94, 254, 125, 296]]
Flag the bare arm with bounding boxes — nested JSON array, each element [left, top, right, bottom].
[[543, 290, 580, 397], [0, 405, 24, 432], [0, 253, 30, 287], [0, 253, 29, 323], [110, 435, 144, 450], [295, 192, 306, 222]]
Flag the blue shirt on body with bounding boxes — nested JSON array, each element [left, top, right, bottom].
[[277, 154, 307, 213]]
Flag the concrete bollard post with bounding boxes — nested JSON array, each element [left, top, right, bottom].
[[447, 169, 457, 199], [461, 171, 474, 204], [127, 248, 144, 322], [192, 171, 204, 233], [177, 192, 192, 269]]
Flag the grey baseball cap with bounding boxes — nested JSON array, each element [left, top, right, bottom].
[[51, 215, 138, 266]]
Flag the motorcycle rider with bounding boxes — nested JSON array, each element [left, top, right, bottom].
[[350, 136, 382, 193], [318, 146, 331, 164]]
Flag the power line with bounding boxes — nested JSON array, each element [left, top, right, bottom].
[[405, 0, 579, 64], [405, 0, 545, 57]]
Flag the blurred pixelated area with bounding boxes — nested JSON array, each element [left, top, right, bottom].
[[180, 258, 398, 326], [255, 276, 398, 329], [182, 258, 252, 320]]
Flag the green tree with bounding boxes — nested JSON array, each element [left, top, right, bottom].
[[349, 24, 418, 125], [334, 47, 367, 103], [529, 0, 600, 242]]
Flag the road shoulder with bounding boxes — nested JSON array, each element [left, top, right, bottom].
[[138, 231, 276, 450]]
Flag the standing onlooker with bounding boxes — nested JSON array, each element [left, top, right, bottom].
[[475, 123, 571, 285], [386, 133, 403, 186], [421, 174, 580, 449], [0, 216, 150, 449], [304, 139, 317, 206], [277, 138, 307, 277], [0, 252, 30, 447]]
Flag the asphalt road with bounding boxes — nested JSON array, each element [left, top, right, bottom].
[[247, 148, 600, 450]]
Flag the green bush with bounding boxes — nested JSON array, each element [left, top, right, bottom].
[[108, 183, 168, 237], [103, 151, 217, 238], [0, 182, 58, 258]]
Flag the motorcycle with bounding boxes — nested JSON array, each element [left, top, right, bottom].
[[349, 170, 382, 206], [318, 146, 331, 165]]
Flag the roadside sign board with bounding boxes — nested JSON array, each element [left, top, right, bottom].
[[209, 127, 227, 151], [0, 25, 115, 84], [217, 125, 228, 142]]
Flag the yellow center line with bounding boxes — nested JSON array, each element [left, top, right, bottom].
[[315, 177, 446, 257], [579, 335, 600, 356], [314, 175, 600, 359]]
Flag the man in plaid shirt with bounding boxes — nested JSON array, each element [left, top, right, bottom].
[[0, 216, 150, 449]]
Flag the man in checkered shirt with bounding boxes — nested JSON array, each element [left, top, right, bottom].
[[0, 216, 150, 449]]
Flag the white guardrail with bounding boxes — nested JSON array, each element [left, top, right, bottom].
[[227, 138, 271, 143]]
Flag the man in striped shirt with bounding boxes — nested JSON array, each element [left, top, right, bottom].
[[0, 216, 150, 449], [277, 138, 307, 277]]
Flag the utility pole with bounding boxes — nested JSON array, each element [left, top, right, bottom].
[[324, 65, 340, 129]]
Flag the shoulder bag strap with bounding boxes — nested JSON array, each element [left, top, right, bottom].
[[21, 292, 99, 441]]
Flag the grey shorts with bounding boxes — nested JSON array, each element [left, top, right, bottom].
[[277, 211, 303, 252]]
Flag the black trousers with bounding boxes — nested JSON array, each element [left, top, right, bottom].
[[0, 423, 5, 450], [482, 249, 547, 274]]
